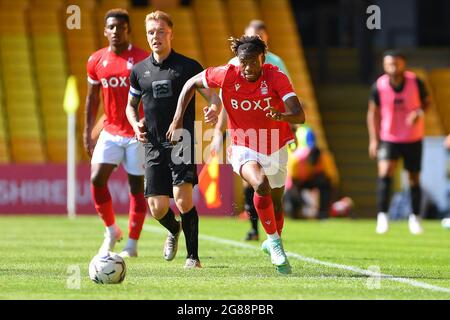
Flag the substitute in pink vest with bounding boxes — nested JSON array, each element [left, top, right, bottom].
[[367, 50, 430, 235]]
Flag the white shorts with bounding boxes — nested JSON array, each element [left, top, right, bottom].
[[91, 130, 145, 176], [228, 145, 288, 189]]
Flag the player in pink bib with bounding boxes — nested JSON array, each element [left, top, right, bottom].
[[167, 35, 305, 274], [367, 50, 430, 235]]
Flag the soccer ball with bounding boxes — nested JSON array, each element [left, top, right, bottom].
[[89, 252, 126, 284]]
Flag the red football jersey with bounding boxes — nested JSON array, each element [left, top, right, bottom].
[[87, 44, 148, 137], [203, 64, 296, 154]]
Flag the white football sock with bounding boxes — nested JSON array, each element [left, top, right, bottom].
[[125, 239, 137, 250], [267, 232, 280, 241], [106, 224, 118, 236]]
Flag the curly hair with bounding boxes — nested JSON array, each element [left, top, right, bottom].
[[229, 35, 267, 57]]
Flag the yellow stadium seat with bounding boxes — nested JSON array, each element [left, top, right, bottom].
[[193, 0, 231, 67], [0, 99, 10, 163], [0, 8, 48, 163], [30, 0, 63, 8], [226, 0, 262, 37], [430, 69, 450, 82], [99, 0, 130, 8], [0, 9, 28, 34], [0, 0, 30, 9], [8, 115, 42, 130], [10, 140, 46, 163], [47, 140, 67, 162], [64, 0, 96, 10], [150, 0, 180, 9], [429, 68, 450, 133], [408, 68, 445, 136], [29, 10, 61, 34]]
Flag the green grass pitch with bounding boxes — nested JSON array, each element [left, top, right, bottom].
[[0, 215, 449, 300]]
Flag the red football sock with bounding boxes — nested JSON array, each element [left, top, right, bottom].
[[128, 192, 147, 240], [91, 185, 115, 227], [275, 211, 284, 236], [253, 193, 277, 235]]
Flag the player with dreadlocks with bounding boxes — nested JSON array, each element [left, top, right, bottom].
[[166, 35, 305, 274]]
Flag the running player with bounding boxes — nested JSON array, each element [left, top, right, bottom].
[[126, 11, 221, 268], [367, 50, 430, 235], [84, 9, 149, 257], [167, 35, 305, 274], [213, 19, 292, 241]]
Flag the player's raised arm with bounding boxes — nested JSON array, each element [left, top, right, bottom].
[[166, 73, 221, 142], [84, 81, 101, 157]]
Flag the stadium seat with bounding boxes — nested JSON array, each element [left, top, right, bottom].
[[225, 0, 262, 37], [30, 0, 64, 8], [0, 73, 10, 163], [430, 69, 450, 134], [99, 0, 130, 7], [193, 0, 232, 67], [10, 139, 46, 163], [0, 9, 27, 34], [63, 2, 99, 161], [29, 8, 69, 162], [408, 68, 445, 136], [150, 0, 180, 9], [0, 0, 30, 10], [64, 0, 95, 9], [0, 5, 46, 164]]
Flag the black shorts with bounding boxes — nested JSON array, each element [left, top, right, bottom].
[[377, 140, 422, 172], [144, 143, 198, 198]]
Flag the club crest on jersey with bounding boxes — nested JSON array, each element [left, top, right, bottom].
[[260, 81, 268, 95], [235, 83, 240, 91], [102, 60, 108, 67], [127, 57, 134, 70]]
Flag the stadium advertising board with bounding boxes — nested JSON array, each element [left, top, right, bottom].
[[0, 164, 233, 216]]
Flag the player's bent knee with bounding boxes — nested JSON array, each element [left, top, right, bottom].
[[253, 179, 271, 196], [90, 174, 106, 187], [175, 197, 193, 213], [147, 198, 169, 220]]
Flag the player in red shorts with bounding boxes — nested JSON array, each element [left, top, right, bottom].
[[83, 9, 149, 258], [167, 35, 305, 274]]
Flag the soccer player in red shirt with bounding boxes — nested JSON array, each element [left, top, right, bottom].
[[83, 9, 149, 258], [167, 35, 305, 274]]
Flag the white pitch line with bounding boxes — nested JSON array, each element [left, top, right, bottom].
[[144, 225, 450, 294]]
